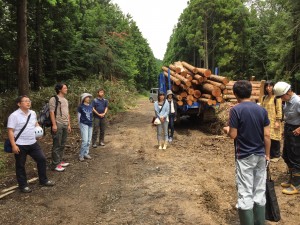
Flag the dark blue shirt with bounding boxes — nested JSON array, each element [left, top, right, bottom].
[[78, 104, 93, 127], [229, 101, 270, 159], [91, 98, 108, 118]]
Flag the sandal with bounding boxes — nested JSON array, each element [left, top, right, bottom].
[[282, 184, 300, 195]]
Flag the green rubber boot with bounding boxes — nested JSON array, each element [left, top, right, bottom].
[[238, 209, 254, 225], [253, 204, 265, 225]]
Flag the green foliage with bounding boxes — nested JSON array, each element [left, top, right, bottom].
[[0, 77, 137, 136], [0, 0, 158, 93]]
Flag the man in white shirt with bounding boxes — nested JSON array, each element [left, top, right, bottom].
[[7, 95, 55, 193]]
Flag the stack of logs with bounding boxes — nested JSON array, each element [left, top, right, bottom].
[[163, 61, 264, 106]]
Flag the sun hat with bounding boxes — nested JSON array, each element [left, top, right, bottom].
[[80, 93, 92, 103], [167, 90, 173, 96]]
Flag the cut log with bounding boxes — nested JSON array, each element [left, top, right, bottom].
[[180, 70, 188, 77], [201, 93, 212, 99], [182, 61, 196, 73], [163, 71, 181, 85], [169, 64, 181, 73], [194, 75, 204, 83], [194, 67, 211, 77], [175, 95, 183, 101], [205, 79, 226, 90], [186, 74, 193, 81], [186, 95, 195, 102], [191, 79, 199, 85], [180, 91, 188, 98], [193, 90, 201, 98], [162, 67, 191, 87], [186, 99, 193, 106], [202, 83, 222, 97], [198, 98, 214, 106], [177, 100, 183, 106], [208, 75, 229, 84], [187, 88, 195, 95], [215, 96, 224, 103]]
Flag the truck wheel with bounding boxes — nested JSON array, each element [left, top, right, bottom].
[[149, 97, 154, 103]]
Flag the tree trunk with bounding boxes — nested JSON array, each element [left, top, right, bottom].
[[17, 0, 29, 95], [33, 0, 42, 90]]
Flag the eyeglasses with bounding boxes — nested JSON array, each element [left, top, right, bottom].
[[21, 100, 31, 103]]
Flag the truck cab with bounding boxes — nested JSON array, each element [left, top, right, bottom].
[[149, 88, 158, 103]]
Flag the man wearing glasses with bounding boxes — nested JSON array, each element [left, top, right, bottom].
[[7, 96, 55, 193]]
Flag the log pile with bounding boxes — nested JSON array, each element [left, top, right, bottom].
[[163, 61, 265, 106], [162, 61, 229, 106]]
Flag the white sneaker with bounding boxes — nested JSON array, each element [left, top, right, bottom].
[[163, 144, 167, 150], [158, 145, 163, 150], [55, 165, 65, 172], [60, 161, 70, 167], [79, 157, 84, 162], [84, 155, 92, 159]]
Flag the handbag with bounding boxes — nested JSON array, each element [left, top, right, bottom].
[[4, 114, 31, 153], [265, 164, 281, 222], [152, 100, 166, 125]]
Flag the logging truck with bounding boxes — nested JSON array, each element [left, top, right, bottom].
[[158, 61, 265, 121]]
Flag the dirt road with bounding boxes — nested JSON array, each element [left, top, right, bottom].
[[0, 98, 299, 224]]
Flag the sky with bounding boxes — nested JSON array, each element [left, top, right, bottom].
[[111, 0, 188, 60]]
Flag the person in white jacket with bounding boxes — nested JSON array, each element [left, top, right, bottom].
[[154, 91, 169, 149]]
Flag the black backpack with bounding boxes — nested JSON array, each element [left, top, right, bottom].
[[38, 95, 59, 132]]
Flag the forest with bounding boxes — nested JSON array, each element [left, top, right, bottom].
[[0, 0, 159, 94], [164, 0, 300, 91], [0, 0, 300, 93]]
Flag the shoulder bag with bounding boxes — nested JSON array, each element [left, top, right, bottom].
[[4, 114, 31, 153], [265, 164, 281, 222]]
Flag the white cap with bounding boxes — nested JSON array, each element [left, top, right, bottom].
[[80, 93, 92, 103], [273, 82, 291, 97], [35, 126, 44, 138]]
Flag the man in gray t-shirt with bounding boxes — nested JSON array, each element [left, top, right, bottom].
[[50, 83, 71, 172]]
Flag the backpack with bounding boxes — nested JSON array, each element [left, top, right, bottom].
[[38, 95, 59, 131], [262, 95, 284, 121]]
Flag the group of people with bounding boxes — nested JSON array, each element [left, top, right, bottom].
[[153, 90, 177, 150], [223, 80, 300, 225], [6, 83, 108, 193]]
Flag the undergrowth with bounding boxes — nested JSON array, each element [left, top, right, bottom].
[[0, 76, 138, 175]]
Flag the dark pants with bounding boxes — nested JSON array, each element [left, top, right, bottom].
[[51, 123, 68, 167], [283, 123, 300, 173], [270, 139, 281, 158], [15, 142, 48, 188], [92, 117, 106, 144], [168, 114, 175, 138]]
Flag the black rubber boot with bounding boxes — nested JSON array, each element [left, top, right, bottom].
[[281, 168, 293, 188], [238, 209, 254, 225], [253, 204, 265, 225]]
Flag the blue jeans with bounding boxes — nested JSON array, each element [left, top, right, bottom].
[[80, 123, 93, 157], [235, 154, 266, 210], [157, 121, 169, 142]]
